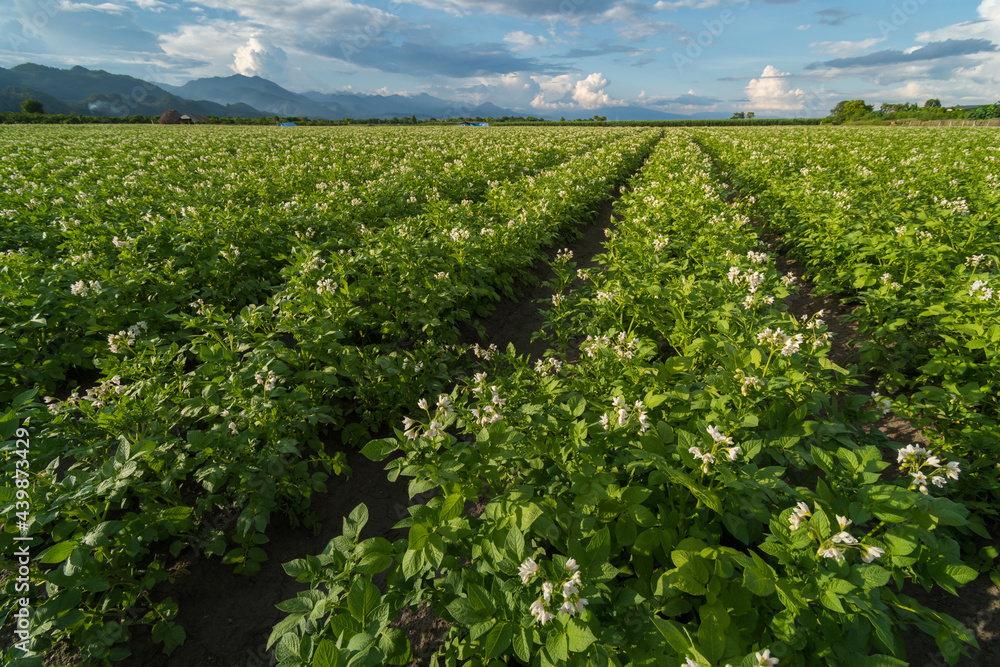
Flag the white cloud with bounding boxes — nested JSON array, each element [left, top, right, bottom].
[[572, 72, 622, 108], [233, 34, 287, 78], [744, 65, 806, 112], [503, 30, 549, 50], [654, 0, 724, 9], [527, 72, 625, 110], [810, 37, 885, 57], [57, 2, 129, 14]]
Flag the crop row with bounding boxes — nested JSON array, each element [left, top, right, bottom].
[[694, 127, 1000, 518], [0, 126, 659, 663], [1, 125, 624, 403], [270, 130, 981, 667]]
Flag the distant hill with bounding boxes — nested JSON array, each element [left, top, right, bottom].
[[163, 73, 526, 120], [0, 63, 268, 118], [160, 74, 349, 119], [0, 62, 728, 122]]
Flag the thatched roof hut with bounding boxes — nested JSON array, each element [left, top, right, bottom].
[[158, 108, 182, 125]]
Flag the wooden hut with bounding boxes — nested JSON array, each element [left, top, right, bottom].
[[158, 108, 182, 124]]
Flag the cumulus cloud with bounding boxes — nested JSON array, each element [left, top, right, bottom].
[[233, 34, 287, 78], [527, 71, 624, 110], [572, 72, 622, 108], [744, 65, 806, 112]]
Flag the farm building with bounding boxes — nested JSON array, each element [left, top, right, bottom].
[[158, 109, 207, 124]]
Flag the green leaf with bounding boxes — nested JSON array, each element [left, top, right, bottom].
[[82, 521, 126, 548], [512, 627, 532, 663], [467, 582, 496, 617], [697, 615, 725, 663], [446, 598, 481, 625], [743, 565, 776, 597], [546, 630, 569, 662], [651, 617, 690, 655], [819, 589, 845, 614], [347, 578, 380, 623], [361, 438, 399, 461], [505, 527, 525, 560], [856, 564, 891, 589], [347, 503, 370, 535], [347, 632, 377, 654], [39, 540, 78, 564], [483, 621, 514, 659], [439, 494, 464, 522], [659, 466, 723, 515], [313, 640, 342, 667], [567, 618, 597, 653]]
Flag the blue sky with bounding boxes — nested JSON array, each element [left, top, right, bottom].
[[0, 0, 996, 116]]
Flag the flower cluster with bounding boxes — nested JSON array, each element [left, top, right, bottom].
[[470, 343, 498, 360], [70, 280, 101, 297], [82, 375, 125, 409], [107, 321, 148, 354], [470, 383, 505, 426], [521, 557, 588, 625], [969, 280, 994, 301], [534, 357, 564, 376], [800, 311, 834, 348], [599, 396, 650, 433], [897, 444, 960, 493], [448, 227, 470, 243], [735, 369, 763, 396], [880, 273, 902, 291], [683, 648, 778, 667], [727, 266, 766, 293], [933, 195, 970, 216], [965, 254, 989, 268], [653, 236, 669, 252], [789, 504, 884, 564], [756, 328, 804, 357], [581, 332, 640, 360], [402, 395, 454, 440], [555, 248, 574, 262], [255, 370, 281, 392], [220, 245, 240, 260], [315, 278, 338, 295], [688, 425, 740, 473], [870, 392, 892, 416]]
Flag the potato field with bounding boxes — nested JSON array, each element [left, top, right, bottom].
[[1, 125, 998, 667]]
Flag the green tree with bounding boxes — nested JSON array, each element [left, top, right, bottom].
[[746, 112, 755, 119], [924, 98, 942, 108], [730, 111, 745, 119], [829, 99, 873, 123], [20, 98, 44, 114]]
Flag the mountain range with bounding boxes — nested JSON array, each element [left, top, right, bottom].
[[1, 63, 723, 121]]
